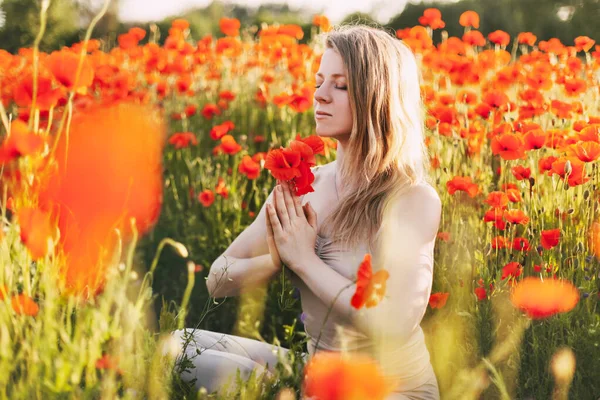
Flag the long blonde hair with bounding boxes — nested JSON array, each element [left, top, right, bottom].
[[319, 25, 432, 250]]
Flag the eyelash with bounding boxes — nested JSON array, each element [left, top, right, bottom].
[[314, 85, 347, 90]]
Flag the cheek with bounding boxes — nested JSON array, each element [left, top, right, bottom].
[[338, 95, 353, 128]]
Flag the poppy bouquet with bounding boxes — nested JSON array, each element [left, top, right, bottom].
[[264, 134, 325, 196]]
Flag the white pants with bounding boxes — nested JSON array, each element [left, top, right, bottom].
[[172, 329, 290, 394], [173, 328, 440, 399]]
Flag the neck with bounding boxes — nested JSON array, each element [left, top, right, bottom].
[[334, 138, 347, 196]]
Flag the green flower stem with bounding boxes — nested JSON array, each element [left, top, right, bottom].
[[178, 262, 195, 330], [313, 281, 355, 353]]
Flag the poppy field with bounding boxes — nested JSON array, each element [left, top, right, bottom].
[[0, 4, 599, 399]]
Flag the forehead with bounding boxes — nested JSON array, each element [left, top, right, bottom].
[[316, 48, 346, 77]]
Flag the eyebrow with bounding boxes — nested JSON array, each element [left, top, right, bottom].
[[315, 73, 346, 79]]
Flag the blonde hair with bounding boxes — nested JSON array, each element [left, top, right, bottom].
[[319, 25, 432, 250]]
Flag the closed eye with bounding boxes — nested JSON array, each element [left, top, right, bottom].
[[314, 85, 347, 90]]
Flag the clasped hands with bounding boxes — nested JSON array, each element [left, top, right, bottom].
[[265, 180, 318, 274]]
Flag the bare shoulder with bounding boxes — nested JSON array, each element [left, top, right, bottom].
[[393, 181, 442, 241], [399, 181, 441, 209], [310, 160, 336, 176], [309, 160, 336, 187]]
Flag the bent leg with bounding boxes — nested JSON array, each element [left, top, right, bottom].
[[174, 329, 289, 372], [179, 348, 265, 393], [172, 329, 290, 393]]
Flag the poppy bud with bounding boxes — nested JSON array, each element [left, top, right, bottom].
[[564, 160, 572, 176]]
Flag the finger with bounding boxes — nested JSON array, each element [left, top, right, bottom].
[[266, 205, 274, 238], [274, 185, 290, 229], [267, 203, 283, 236], [306, 202, 318, 229], [282, 181, 298, 219], [292, 191, 304, 217]]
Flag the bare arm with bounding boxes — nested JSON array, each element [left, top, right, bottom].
[[294, 183, 442, 341], [206, 187, 282, 298]]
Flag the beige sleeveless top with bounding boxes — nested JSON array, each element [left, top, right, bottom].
[[289, 161, 436, 391]]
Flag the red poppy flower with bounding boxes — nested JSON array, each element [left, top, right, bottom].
[[264, 149, 301, 181], [198, 190, 215, 207], [437, 232, 451, 242], [491, 133, 526, 160], [503, 209, 529, 225], [429, 292, 449, 309], [219, 90, 236, 101], [210, 124, 229, 141], [201, 103, 221, 119], [446, 176, 479, 197], [506, 188, 522, 203], [488, 30, 510, 46], [172, 19, 190, 30], [541, 228, 561, 250], [459, 11, 479, 28], [219, 17, 241, 37], [550, 157, 589, 186], [96, 354, 123, 375], [303, 352, 396, 400], [13, 71, 64, 111], [289, 139, 317, 166], [289, 93, 311, 113], [418, 8, 445, 29], [351, 254, 390, 309], [518, 32, 537, 46], [474, 286, 487, 301], [11, 294, 39, 316], [219, 135, 242, 155], [295, 134, 325, 156], [45, 50, 94, 91], [577, 124, 600, 143], [16, 207, 55, 260], [574, 36, 595, 52], [168, 132, 197, 149], [118, 32, 140, 49], [538, 155, 558, 174], [128, 27, 146, 41], [238, 155, 261, 180], [485, 191, 509, 209], [569, 141, 600, 163], [293, 162, 316, 196], [512, 237, 530, 251], [463, 31, 486, 47], [510, 277, 579, 319], [523, 129, 547, 150], [491, 236, 508, 249], [501, 262, 522, 280], [37, 101, 165, 296], [0, 120, 45, 164], [511, 165, 531, 180]]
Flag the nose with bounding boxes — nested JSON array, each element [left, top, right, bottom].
[[314, 85, 332, 104]]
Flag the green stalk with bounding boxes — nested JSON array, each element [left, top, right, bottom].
[[49, 0, 113, 161], [178, 261, 195, 329], [29, 0, 51, 120], [313, 281, 355, 352]]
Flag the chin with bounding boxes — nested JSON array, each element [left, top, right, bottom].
[[315, 124, 335, 137]]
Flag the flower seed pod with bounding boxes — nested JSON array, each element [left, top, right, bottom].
[[564, 160, 572, 175]]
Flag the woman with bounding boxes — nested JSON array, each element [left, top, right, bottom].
[[174, 25, 442, 399]]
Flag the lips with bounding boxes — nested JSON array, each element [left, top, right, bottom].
[[315, 111, 332, 116]]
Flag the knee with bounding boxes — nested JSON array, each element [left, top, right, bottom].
[[177, 348, 267, 394]]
